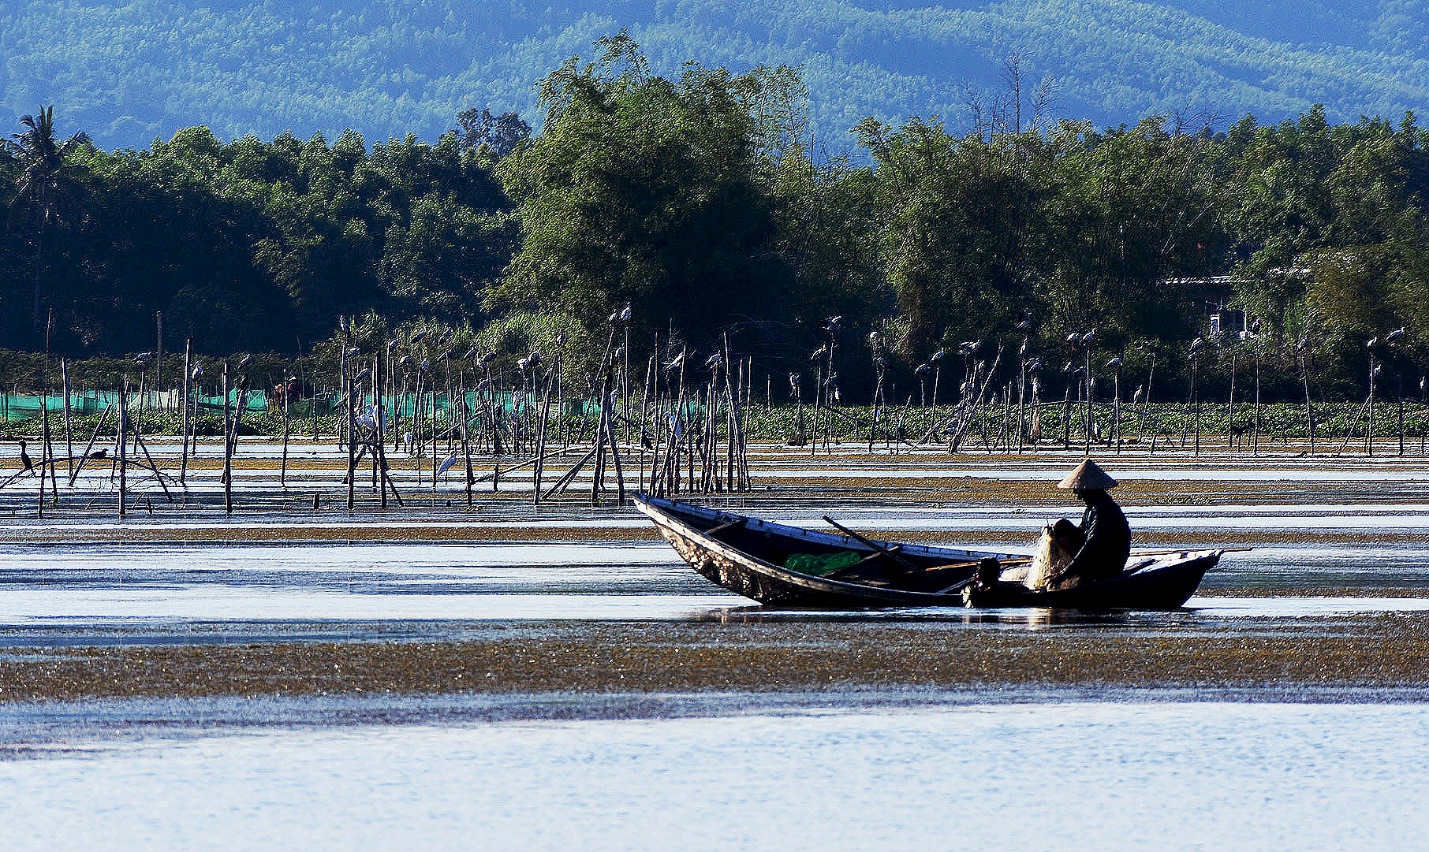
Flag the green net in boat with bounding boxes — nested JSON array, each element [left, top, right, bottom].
[[783, 551, 862, 576]]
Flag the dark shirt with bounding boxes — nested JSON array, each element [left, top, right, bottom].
[[1054, 490, 1131, 588]]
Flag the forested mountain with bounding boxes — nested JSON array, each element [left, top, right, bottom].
[[3, 0, 1428, 151]]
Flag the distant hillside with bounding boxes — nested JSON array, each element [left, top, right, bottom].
[[3, 0, 1428, 150]]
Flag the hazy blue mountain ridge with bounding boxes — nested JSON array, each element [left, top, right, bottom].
[[2, 0, 1427, 151]]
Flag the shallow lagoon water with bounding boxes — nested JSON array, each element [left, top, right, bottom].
[[6, 449, 1429, 847], [3, 696, 1429, 850], [1, 534, 1429, 636]]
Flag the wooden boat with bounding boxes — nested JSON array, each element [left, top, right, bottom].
[[634, 494, 1221, 609]]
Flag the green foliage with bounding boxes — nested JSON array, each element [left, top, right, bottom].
[[5, 32, 1429, 404], [2, 115, 515, 357], [495, 35, 795, 344]]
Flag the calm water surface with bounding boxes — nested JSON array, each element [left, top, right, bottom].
[[2, 696, 1428, 850], [4, 498, 1429, 848]]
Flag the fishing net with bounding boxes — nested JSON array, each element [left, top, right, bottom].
[[783, 551, 862, 576]]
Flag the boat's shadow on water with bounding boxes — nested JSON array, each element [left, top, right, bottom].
[[691, 604, 1199, 627]]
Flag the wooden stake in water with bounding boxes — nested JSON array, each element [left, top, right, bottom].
[[180, 339, 192, 484], [61, 358, 73, 478], [280, 367, 291, 487], [118, 383, 128, 519], [222, 362, 233, 514]]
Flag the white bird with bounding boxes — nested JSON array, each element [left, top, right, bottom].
[[436, 455, 460, 477]]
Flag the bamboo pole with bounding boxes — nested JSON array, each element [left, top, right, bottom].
[[118, 382, 128, 518], [281, 369, 291, 487], [180, 338, 191, 483], [61, 358, 73, 478]]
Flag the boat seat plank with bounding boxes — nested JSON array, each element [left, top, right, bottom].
[[704, 518, 747, 538]]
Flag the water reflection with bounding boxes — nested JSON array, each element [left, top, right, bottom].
[[0, 535, 1425, 646]]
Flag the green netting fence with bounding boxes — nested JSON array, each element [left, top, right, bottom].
[[0, 391, 605, 422]]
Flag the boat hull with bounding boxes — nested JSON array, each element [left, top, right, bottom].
[[635, 494, 1219, 610]]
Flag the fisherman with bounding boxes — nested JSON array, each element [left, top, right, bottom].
[[1035, 459, 1131, 591]]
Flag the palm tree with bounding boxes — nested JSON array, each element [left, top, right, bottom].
[[4, 106, 89, 331]]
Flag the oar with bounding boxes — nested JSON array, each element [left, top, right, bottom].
[[821, 515, 922, 575], [1130, 546, 1252, 557]]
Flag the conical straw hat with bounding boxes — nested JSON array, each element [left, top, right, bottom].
[[1057, 459, 1118, 490]]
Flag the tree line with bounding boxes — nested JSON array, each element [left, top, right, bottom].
[[4, 34, 1429, 401]]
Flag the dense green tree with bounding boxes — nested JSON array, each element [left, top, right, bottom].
[[454, 109, 531, 160], [495, 34, 794, 347], [3, 106, 90, 336], [1042, 118, 1228, 348], [857, 118, 1050, 357], [1223, 110, 1429, 388]]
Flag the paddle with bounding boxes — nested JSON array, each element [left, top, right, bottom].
[[1129, 547, 1252, 557], [821, 515, 922, 576]]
